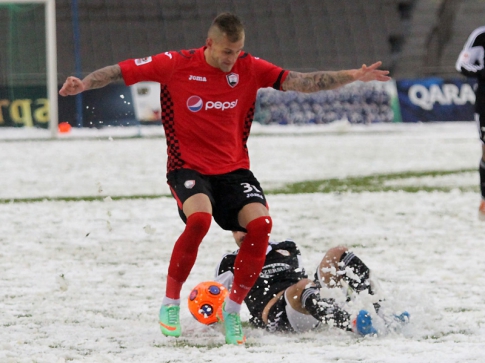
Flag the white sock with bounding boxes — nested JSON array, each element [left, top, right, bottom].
[[162, 297, 180, 306], [224, 297, 241, 314]]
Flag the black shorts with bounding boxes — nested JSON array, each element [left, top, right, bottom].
[[476, 113, 485, 144], [167, 168, 268, 231]]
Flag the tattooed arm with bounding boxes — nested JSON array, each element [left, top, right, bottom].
[[59, 65, 122, 96], [282, 61, 391, 93]]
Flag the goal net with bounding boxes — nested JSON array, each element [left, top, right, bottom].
[[0, 0, 58, 137]]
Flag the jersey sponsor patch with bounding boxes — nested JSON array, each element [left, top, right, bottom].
[[187, 96, 239, 112], [187, 96, 203, 112], [134, 56, 152, 66], [226, 73, 239, 87], [260, 263, 291, 278], [205, 100, 238, 111]]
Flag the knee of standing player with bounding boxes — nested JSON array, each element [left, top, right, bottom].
[[186, 212, 212, 237], [242, 216, 273, 255], [246, 215, 273, 236]]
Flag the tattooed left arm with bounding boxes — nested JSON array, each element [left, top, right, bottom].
[[282, 61, 390, 93]]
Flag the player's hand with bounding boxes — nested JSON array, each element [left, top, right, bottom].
[[59, 76, 86, 96], [353, 61, 391, 82]]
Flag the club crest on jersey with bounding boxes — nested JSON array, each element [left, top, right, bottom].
[[226, 73, 239, 88], [184, 180, 196, 189], [134, 56, 152, 66]]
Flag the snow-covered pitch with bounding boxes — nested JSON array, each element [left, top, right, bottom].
[[1, 122, 484, 363]]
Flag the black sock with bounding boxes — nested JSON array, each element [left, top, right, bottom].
[[301, 287, 352, 331], [339, 251, 373, 294], [480, 159, 485, 199], [340, 251, 381, 313]]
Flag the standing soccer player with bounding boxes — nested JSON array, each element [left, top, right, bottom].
[[59, 12, 390, 344], [456, 25, 485, 219]]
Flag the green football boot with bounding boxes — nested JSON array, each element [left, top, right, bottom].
[[159, 305, 181, 337], [221, 303, 246, 345]]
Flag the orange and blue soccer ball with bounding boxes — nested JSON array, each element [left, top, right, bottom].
[[188, 281, 228, 325]]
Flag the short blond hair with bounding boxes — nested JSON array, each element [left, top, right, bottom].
[[209, 12, 244, 42]]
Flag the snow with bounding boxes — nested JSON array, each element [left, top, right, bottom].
[[1, 121, 484, 362]]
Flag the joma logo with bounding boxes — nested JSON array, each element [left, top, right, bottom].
[[189, 75, 207, 82]]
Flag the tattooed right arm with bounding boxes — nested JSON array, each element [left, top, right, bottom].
[[82, 65, 123, 90], [59, 64, 123, 96]]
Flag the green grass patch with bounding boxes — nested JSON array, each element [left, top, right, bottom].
[[0, 194, 172, 204], [0, 168, 478, 204], [269, 168, 478, 194]]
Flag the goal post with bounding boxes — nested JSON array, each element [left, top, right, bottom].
[[0, 0, 58, 138]]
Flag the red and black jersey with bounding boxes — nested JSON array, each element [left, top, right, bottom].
[[119, 47, 289, 175]]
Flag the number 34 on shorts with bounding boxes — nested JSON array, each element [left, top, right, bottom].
[[241, 182, 264, 199]]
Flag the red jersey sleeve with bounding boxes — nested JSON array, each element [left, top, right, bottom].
[[251, 56, 289, 90], [118, 51, 177, 86]]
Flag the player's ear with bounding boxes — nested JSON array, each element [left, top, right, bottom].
[[206, 37, 213, 48]]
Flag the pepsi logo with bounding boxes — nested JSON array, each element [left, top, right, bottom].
[[187, 96, 203, 112]]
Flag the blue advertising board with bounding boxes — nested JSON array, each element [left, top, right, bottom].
[[396, 78, 476, 122]]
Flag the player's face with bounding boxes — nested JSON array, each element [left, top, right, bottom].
[[232, 231, 246, 247], [205, 33, 244, 72]]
